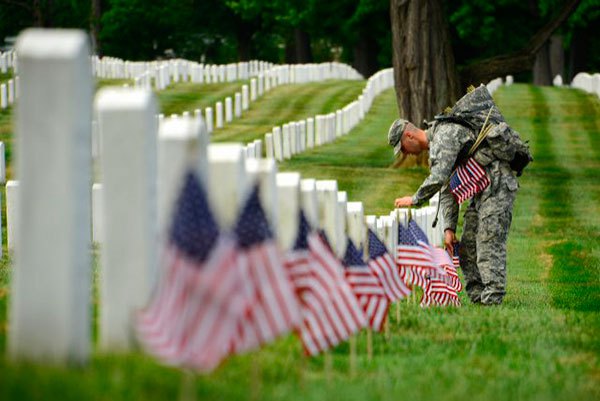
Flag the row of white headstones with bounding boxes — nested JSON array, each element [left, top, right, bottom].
[[571, 72, 600, 98], [2, 48, 363, 89], [6, 28, 513, 366], [5, 28, 405, 366]]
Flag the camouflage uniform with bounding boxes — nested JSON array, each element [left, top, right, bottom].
[[410, 122, 518, 305]]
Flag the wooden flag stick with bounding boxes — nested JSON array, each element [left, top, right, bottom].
[[251, 353, 262, 401], [324, 351, 333, 383], [178, 370, 196, 401], [349, 335, 357, 378], [367, 329, 373, 362], [395, 301, 400, 322]]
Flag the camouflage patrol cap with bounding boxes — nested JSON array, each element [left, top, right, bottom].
[[387, 118, 409, 157]]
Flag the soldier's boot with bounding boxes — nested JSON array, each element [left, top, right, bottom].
[[476, 209, 512, 305], [460, 203, 484, 303]]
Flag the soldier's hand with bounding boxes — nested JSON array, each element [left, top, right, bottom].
[[394, 196, 413, 208], [444, 229, 458, 251]]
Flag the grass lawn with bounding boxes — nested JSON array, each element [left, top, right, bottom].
[[0, 83, 599, 401]]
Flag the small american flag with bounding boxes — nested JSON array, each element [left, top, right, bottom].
[[449, 158, 490, 204], [285, 212, 367, 356], [421, 247, 462, 307], [136, 171, 244, 372], [230, 185, 301, 353], [397, 221, 446, 288], [367, 229, 411, 301], [342, 240, 389, 332]]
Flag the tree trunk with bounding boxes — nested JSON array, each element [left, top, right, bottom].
[[534, 41, 552, 86], [390, 0, 460, 127], [90, 0, 102, 56], [460, 0, 580, 86], [353, 33, 379, 78], [294, 28, 313, 63], [235, 20, 253, 61]]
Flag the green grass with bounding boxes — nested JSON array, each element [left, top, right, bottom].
[[203, 80, 365, 145], [0, 83, 599, 401]]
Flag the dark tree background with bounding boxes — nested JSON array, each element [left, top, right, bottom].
[[0, 0, 598, 139]]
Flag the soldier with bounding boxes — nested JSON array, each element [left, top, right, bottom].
[[389, 88, 520, 305]]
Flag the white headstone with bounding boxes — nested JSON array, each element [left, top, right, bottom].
[[205, 107, 213, 134], [553, 74, 563, 87], [207, 143, 248, 229], [216, 101, 224, 128], [276, 172, 301, 250], [346, 202, 365, 251], [282, 124, 291, 159], [158, 116, 207, 236], [6, 180, 18, 252], [245, 158, 278, 232], [300, 178, 319, 228], [95, 88, 158, 351], [0, 84, 7, 109], [234, 92, 242, 117], [0, 141, 5, 183], [316, 180, 343, 256], [336, 191, 348, 256], [225, 96, 233, 122], [306, 117, 314, 148], [10, 29, 92, 364], [250, 79, 257, 101], [265, 133, 274, 159], [242, 85, 249, 110], [273, 127, 283, 161], [253, 139, 263, 158], [92, 183, 103, 244]]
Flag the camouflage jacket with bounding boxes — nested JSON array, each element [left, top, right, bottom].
[[410, 122, 472, 232]]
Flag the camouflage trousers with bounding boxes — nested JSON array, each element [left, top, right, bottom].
[[460, 161, 518, 305]]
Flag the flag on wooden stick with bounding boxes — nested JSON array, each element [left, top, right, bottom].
[[285, 212, 367, 356], [136, 171, 244, 372], [230, 185, 302, 353], [342, 239, 389, 332]]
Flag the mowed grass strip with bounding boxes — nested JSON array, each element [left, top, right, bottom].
[[1, 84, 600, 401], [210, 80, 366, 144]]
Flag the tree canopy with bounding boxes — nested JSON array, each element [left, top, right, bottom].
[[0, 0, 598, 78]]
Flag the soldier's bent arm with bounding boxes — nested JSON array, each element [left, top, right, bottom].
[[440, 186, 459, 232], [411, 123, 472, 206]]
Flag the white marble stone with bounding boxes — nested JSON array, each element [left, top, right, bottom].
[[336, 191, 348, 257], [0, 84, 7, 109], [207, 143, 248, 229], [234, 92, 242, 117], [253, 139, 263, 158], [282, 124, 291, 159], [265, 133, 274, 159], [6, 180, 18, 252], [245, 158, 278, 232], [158, 116, 208, 236], [346, 201, 365, 251], [205, 107, 213, 134], [273, 127, 283, 161], [242, 85, 249, 110], [300, 178, 319, 229], [306, 117, 314, 148], [316, 180, 343, 256], [276, 172, 301, 250], [250, 79, 257, 101], [0, 141, 6, 183], [216, 101, 224, 128], [225, 97, 233, 122], [92, 183, 103, 244], [10, 29, 92, 364], [95, 88, 158, 352]]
